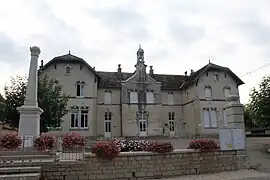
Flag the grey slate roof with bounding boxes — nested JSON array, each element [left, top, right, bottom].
[[180, 62, 244, 89], [39, 53, 244, 90], [96, 71, 186, 90], [39, 53, 101, 80]]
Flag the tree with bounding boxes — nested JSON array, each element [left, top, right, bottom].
[[3, 75, 69, 132], [0, 94, 5, 122], [248, 75, 270, 127], [243, 104, 256, 129]]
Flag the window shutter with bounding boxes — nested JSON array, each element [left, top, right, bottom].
[[146, 92, 154, 103], [203, 110, 210, 128], [224, 88, 230, 98], [223, 110, 228, 126], [210, 109, 217, 128], [168, 94, 174, 105], [104, 92, 112, 104], [205, 88, 212, 99], [130, 92, 138, 103]]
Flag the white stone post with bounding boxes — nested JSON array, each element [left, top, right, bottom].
[[17, 46, 44, 147]]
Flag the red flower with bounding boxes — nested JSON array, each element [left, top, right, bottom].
[[0, 133, 22, 150], [34, 135, 56, 151], [187, 139, 219, 151], [91, 141, 120, 159], [61, 132, 86, 148]]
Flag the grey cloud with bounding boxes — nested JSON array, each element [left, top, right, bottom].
[[219, 42, 238, 55], [235, 18, 270, 46], [90, 6, 152, 43], [169, 24, 205, 46], [0, 32, 27, 67]]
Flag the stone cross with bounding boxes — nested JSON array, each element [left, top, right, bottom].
[[17, 46, 44, 147]]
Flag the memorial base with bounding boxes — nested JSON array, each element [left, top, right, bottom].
[[17, 105, 43, 147]]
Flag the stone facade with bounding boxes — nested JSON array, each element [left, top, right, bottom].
[[41, 150, 248, 180], [38, 46, 245, 138]]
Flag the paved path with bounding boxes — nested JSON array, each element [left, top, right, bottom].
[[157, 170, 270, 180], [246, 137, 270, 172]]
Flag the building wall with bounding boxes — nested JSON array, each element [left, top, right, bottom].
[[41, 61, 242, 137], [185, 70, 240, 137], [39, 62, 98, 136]]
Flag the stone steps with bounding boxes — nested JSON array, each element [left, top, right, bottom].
[[0, 166, 41, 174], [0, 166, 41, 180], [0, 173, 40, 180]]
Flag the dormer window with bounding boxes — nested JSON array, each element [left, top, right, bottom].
[[214, 72, 219, 82], [205, 85, 212, 100]]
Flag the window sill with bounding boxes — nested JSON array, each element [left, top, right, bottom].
[[76, 96, 85, 99], [203, 127, 218, 129], [69, 128, 89, 131], [47, 127, 62, 131]]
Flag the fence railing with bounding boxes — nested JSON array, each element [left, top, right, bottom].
[[0, 135, 96, 161]]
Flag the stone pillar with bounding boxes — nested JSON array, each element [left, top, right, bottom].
[[225, 95, 245, 129], [17, 46, 44, 147]]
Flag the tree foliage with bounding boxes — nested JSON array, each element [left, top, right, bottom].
[[3, 75, 69, 132], [0, 94, 5, 122], [248, 75, 270, 127], [243, 104, 257, 129]]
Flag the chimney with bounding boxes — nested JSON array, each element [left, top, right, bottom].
[[184, 71, 187, 76], [149, 66, 154, 76], [118, 64, 121, 73], [190, 69, 194, 75], [93, 66, 95, 70], [39, 60, 44, 69], [117, 64, 122, 79]]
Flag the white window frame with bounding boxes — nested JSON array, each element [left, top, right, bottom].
[[130, 91, 138, 104], [203, 109, 210, 128], [70, 107, 89, 129], [168, 92, 174, 105], [104, 112, 112, 133], [168, 112, 175, 131], [76, 83, 85, 97], [80, 109, 88, 129], [203, 108, 218, 128], [146, 91, 154, 104], [70, 109, 79, 129], [139, 119, 147, 132], [205, 87, 212, 100], [104, 91, 112, 104], [210, 109, 218, 128]]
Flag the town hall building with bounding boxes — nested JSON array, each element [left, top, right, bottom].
[[39, 46, 244, 138]]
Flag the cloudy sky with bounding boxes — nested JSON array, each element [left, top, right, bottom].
[[0, 0, 270, 103]]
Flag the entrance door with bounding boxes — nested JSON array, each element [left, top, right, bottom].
[[169, 120, 175, 136], [139, 119, 147, 136], [104, 112, 112, 138]]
